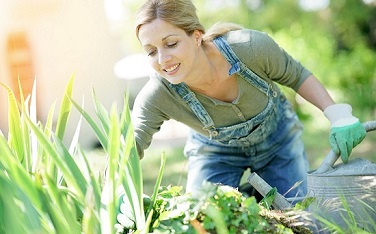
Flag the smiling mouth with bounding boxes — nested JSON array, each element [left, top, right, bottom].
[[164, 64, 180, 73]]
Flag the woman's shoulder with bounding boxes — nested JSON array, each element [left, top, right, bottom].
[[134, 73, 178, 107], [223, 28, 271, 46], [136, 74, 166, 99], [221, 29, 280, 60], [219, 29, 283, 79]]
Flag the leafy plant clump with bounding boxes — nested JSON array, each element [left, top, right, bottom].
[[119, 183, 313, 234]]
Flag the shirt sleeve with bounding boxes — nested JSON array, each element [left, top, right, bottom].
[[227, 29, 312, 91], [131, 76, 169, 158]]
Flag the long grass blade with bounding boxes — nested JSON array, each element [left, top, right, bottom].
[[144, 153, 166, 233], [30, 78, 39, 173], [43, 174, 81, 233], [69, 97, 108, 149], [23, 112, 85, 202], [68, 99, 83, 155], [0, 82, 25, 164], [119, 92, 132, 137], [106, 103, 121, 234], [18, 78, 32, 171], [79, 147, 102, 208], [0, 177, 38, 233], [44, 102, 58, 179], [82, 186, 100, 234], [55, 73, 74, 140], [0, 132, 43, 211], [52, 133, 88, 195], [150, 152, 166, 209], [121, 123, 145, 230], [91, 87, 110, 135]]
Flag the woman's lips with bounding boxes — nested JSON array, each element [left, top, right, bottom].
[[164, 63, 180, 73]]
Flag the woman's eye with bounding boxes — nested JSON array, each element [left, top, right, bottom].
[[166, 42, 178, 48], [147, 49, 157, 57]]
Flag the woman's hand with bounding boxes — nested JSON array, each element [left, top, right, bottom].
[[116, 194, 136, 230], [324, 103, 366, 163]]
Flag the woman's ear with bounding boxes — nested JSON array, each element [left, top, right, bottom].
[[193, 30, 203, 46]]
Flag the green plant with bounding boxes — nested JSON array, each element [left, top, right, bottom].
[[143, 183, 313, 234], [310, 195, 376, 234], [2, 76, 374, 234], [0, 75, 158, 233], [0, 76, 94, 233]]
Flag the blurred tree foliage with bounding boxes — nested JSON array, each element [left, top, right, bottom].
[[123, 0, 376, 120], [194, 0, 376, 120]]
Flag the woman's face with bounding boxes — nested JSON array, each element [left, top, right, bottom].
[[138, 19, 201, 84]]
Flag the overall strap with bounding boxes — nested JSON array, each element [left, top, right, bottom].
[[213, 36, 277, 98], [169, 83, 217, 135]]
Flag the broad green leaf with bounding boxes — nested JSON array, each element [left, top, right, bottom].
[[204, 204, 229, 234], [260, 187, 277, 210], [294, 197, 316, 210]]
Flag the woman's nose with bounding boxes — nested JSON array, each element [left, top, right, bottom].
[[158, 51, 171, 65]]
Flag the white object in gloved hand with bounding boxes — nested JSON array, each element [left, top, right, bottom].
[[116, 193, 136, 230], [324, 103, 366, 163]]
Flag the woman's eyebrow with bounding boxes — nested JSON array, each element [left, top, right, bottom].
[[162, 34, 179, 41], [142, 34, 180, 47]]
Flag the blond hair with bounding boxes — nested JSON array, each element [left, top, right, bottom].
[[203, 22, 243, 41], [135, 0, 205, 39], [135, 0, 243, 41]]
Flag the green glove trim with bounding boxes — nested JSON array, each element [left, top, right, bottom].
[[329, 121, 366, 163]]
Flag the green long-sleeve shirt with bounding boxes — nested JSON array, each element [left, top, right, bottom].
[[132, 29, 312, 158]]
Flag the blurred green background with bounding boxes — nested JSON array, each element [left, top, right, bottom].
[[114, 0, 376, 195]]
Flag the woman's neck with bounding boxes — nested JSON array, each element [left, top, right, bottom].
[[187, 41, 238, 103]]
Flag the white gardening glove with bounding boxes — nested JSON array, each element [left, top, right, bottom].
[[116, 193, 136, 232], [115, 192, 152, 233], [324, 103, 366, 163]]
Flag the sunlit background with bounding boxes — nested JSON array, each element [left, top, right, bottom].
[[1, 0, 375, 193]]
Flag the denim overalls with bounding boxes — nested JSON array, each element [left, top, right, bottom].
[[169, 36, 308, 198]]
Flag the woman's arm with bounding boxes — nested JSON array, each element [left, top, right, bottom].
[[296, 74, 335, 111], [297, 74, 366, 163]]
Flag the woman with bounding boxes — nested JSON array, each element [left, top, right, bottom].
[[131, 0, 366, 198]]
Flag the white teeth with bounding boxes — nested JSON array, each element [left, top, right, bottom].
[[165, 64, 178, 72]]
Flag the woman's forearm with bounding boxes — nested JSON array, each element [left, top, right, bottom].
[[297, 75, 335, 111]]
